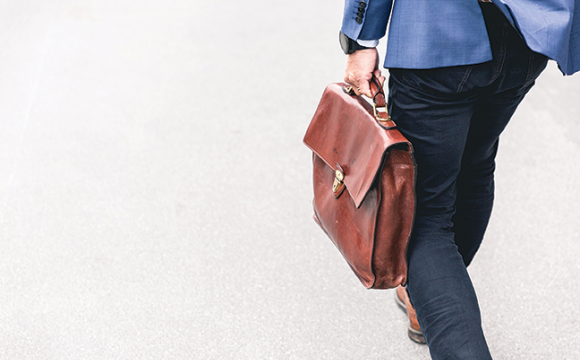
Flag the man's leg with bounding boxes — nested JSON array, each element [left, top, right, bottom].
[[452, 88, 533, 266], [452, 42, 548, 265], [388, 64, 494, 359]]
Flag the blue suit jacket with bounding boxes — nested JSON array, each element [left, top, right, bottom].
[[341, 0, 580, 75]]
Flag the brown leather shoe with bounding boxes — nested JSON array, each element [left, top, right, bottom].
[[395, 286, 426, 344]]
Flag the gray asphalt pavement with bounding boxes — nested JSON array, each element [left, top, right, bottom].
[[0, 1, 578, 359]]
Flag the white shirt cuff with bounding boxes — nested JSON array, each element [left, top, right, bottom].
[[356, 39, 379, 48]]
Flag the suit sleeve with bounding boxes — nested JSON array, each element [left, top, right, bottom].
[[340, 0, 393, 41]]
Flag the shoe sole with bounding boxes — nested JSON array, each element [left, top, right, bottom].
[[408, 327, 426, 344]]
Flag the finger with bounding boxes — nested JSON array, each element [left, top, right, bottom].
[[344, 73, 362, 95], [358, 79, 372, 98], [372, 69, 386, 87], [344, 72, 357, 87], [344, 72, 351, 85], [379, 75, 386, 87]]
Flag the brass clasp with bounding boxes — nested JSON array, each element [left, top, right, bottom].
[[332, 165, 346, 198], [332, 169, 344, 193]]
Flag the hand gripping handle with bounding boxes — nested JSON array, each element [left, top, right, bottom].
[[342, 76, 397, 130]]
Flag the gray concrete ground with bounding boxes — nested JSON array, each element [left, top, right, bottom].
[[0, 1, 578, 359]]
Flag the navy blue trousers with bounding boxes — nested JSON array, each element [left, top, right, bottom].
[[387, 4, 548, 359]]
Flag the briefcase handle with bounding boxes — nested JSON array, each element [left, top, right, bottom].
[[344, 76, 397, 130]]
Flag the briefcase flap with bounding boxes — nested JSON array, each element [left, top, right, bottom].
[[304, 83, 411, 209]]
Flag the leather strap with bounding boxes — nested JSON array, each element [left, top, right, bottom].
[[369, 76, 397, 129], [370, 76, 386, 107]]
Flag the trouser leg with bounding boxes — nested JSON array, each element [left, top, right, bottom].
[[399, 88, 542, 359], [452, 89, 532, 266], [388, 66, 494, 359]]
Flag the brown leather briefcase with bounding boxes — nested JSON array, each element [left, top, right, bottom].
[[303, 78, 416, 289]]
